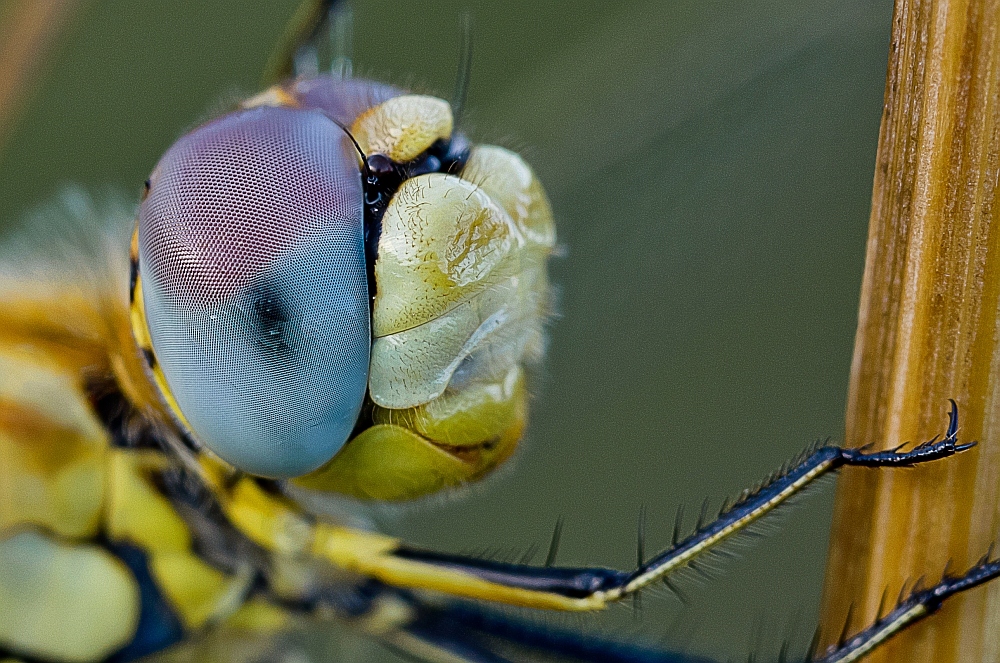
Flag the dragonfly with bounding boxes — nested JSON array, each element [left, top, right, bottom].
[[1, 1, 998, 662]]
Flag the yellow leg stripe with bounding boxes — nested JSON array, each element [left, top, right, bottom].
[[313, 525, 605, 612], [621, 458, 836, 595], [149, 551, 252, 629], [223, 477, 606, 611], [225, 477, 314, 556], [832, 605, 928, 663]]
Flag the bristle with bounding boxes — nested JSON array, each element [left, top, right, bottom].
[[661, 576, 688, 604], [636, 505, 647, 568], [518, 543, 538, 565], [896, 579, 910, 607], [672, 504, 685, 547], [687, 559, 713, 581], [544, 516, 563, 568], [837, 603, 854, 648], [982, 541, 996, 565], [876, 587, 889, 620], [805, 624, 822, 662], [696, 497, 710, 531]]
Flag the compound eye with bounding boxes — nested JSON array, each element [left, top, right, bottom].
[[138, 107, 370, 478]]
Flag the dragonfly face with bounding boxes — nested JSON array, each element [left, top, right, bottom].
[[132, 77, 554, 492]]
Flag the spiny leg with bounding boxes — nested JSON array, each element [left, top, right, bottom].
[[810, 550, 1000, 663], [349, 403, 971, 608], [221, 402, 972, 613], [616, 400, 971, 599], [333, 548, 1000, 663], [339, 581, 712, 663]]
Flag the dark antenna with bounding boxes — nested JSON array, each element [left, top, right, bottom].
[[452, 12, 474, 129], [328, 116, 371, 180]]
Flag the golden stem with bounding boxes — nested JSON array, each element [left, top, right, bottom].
[[0, 0, 80, 149], [819, 0, 1000, 660]]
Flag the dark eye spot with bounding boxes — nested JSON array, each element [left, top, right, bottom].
[[248, 285, 294, 356]]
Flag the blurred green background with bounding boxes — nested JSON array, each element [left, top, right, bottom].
[[0, 0, 893, 660]]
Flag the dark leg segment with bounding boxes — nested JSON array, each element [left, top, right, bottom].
[[389, 403, 972, 607], [349, 548, 1000, 663], [812, 551, 1000, 663], [347, 582, 712, 663]]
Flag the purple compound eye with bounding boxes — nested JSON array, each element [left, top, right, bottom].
[[138, 106, 369, 478]]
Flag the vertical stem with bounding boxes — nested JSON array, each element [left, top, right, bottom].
[[819, 0, 1000, 660], [0, 0, 80, 150]]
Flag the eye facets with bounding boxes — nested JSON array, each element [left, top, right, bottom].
[[138, 106, 369, 478]]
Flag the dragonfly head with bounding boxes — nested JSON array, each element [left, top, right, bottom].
[[131, 80, 550, 499]]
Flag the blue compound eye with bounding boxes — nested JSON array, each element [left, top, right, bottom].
[[138, 106, 369, 478]]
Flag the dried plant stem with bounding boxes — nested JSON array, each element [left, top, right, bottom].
[[0, 0, 79, 148], [819, 0, 1000, 660]]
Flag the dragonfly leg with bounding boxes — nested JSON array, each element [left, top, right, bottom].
[[810, 550, 1000, 663], [355, 550, 1000, 663], [613, 401, 971, 599], [340, 581, 712, 663], [221, 402, 972, 613]]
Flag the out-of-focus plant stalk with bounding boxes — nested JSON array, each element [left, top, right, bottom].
[[819, 0, 1000, 660], [0, 0, 79, 150]]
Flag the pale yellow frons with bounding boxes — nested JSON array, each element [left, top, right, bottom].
[[370, 268, 546, 409], [373, 173, 523, 338], [462, 145, 556, 250]]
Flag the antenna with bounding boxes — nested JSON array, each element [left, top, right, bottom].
[[452, 12, 474, 129], [328, 116, 370, 180]]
